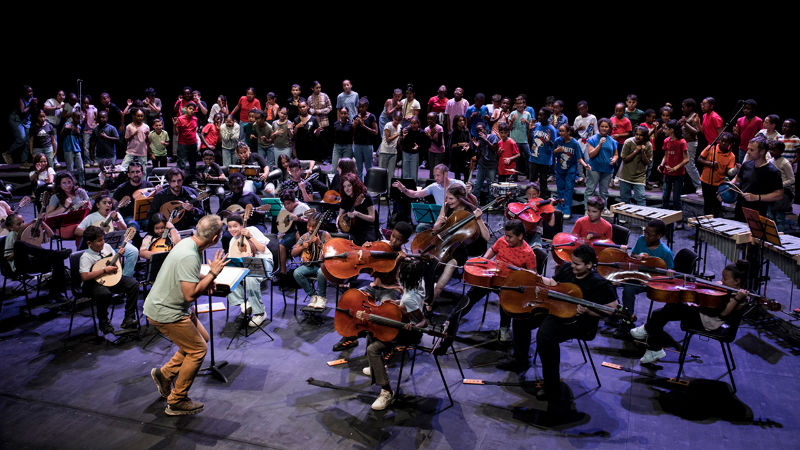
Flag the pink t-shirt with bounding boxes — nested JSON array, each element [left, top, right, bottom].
[[702, 111, 723, 144], [611, 116, 632, 146], [175, 115, 199, 145], [736, 116, 763, 151], [237, 96, 262, 122], [662, 137, 688, 176], [498, 137, 520, 175], [125, 122, 150, 156], [425, 124, 445, 153]]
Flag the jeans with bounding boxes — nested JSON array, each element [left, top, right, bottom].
[[536, 315, 598, 401], [258, 146, 274, 168], [177, 142, 198, 177], [148, 314, 208, 404], [353, 144, 373, 179], [228, 276, 267, 316], [8, 120, 30, 162], [221, 148, 238, 168], [517, 143, 531, 174], [33, 147, 55, 170], [530, 162, 550, 198], [685, 141, 701, 189], [401, 151, 419, 181], [378, 153, 397, 190], [121, 154, 148, 177], [619, 180, 645, 205], [584, 170, 612, 211], [621, 284, 646, 313], [273, 146, 291, 167], [428, 151, 446, 174], [293, 264, 327, 297], [331, 143, 353, 172], [555, 168, 576, 216], [122, 242, 140, 278], [662, 174, 683, 210], [472, 164, 497, 201], [64, 151, 85, 184], [82, 130, 95, 163]]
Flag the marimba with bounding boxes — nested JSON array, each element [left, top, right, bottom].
[[753, 233, 800, 290], [610, 203, 683, 248], [687, 216, 751, 272]]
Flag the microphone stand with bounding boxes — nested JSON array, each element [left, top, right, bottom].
[[707, 101, 746, 192]]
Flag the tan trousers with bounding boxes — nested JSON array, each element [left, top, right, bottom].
[[149, 313, 209, 404]]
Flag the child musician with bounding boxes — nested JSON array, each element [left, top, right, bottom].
[[571, 196, 612, 241]]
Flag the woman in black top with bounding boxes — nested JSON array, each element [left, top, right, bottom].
[[338, 172, 375, 245], [332, 107, 354, 170], [330, 157, 357, 194], [293, 101, 321, 161], [449, 115, 472, 181]]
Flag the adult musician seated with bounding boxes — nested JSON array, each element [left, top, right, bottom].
[[46, 171, 90, 215], [291, 212, 330, 310], [532, 244, 618, 425], [234, 141, 273, 195], [437, 220, 535, 353], [393, 163, 465, 232], [278, 158, 321, 203], [515, 183, 556, 248], [571, 196, 612, 242], [277, 191, 310, 278], [338, 173, 376, 245], [139, 213, 181, 260], [430, 184, 488, 301], [217, 172, 266, 250], [631, 261, 748, 364], [2, 213, 70, 301], [226, 215, 274, 328], [79, 225, 140, 334], [333, 221, 413, 352], [75, 194, 140, 279], [113, 162, 152, 231], [149, 167, 205, 231], [361, 257, 428, 410]]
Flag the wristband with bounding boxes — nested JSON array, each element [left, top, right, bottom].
[[758, 195, 761, 201], [210, 271, 219, 278]]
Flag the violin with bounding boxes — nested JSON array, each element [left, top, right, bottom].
[[334, 289, 445, 343], [595, 247, 668, 283], [499, 270, 634, 322], [505, 197, 563, 233], [551, 232, 625, 265], [411, 194, 509, 262], [645, 278, 730, 309], [322, 238, 401, 279]]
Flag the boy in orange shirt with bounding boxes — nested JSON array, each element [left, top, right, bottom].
[[698, 132, 736, 217], [572, 196, 612, 240]]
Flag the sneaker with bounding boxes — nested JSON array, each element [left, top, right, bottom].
[[563, 214, 572, 220], [362, 367, 371, 377], [640, 349, 667, 364], [150, 368, 171, 398], [332, 336, 358, 352], [313, 295, 327, 310], [371, 389, 394, 411], [20, 162, 31, 169], [629, 325, 648, 340], [498, 326, 512, 343], [249, 313, 266, 328], [165, 398, 204, 416], [695, 187, 703, 195], [84, 163, 91, 168], [99, 322, 114, 334]]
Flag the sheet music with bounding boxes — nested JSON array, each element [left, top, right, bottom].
[[200, 265, 249, 291]]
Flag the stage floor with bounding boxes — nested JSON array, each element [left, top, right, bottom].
[[1, 196, 799, 449]]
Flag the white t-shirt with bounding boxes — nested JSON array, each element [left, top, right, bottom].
[[78, 211, 126, 231], [573, 114, 598, 154], [422, 179, 465, 205], [30, 167, 56, 183], [379, 122, 402, 155], [228, 226, 273, 265]]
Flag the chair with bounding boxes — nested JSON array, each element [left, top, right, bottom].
[[67, 250, 98, 337], [533, 247, 549, 277], [364, 167, 389, 220], [675, 309, 745, 393], [0, 236, 42, 315], [542, 210, 564, 241], [611, 224, 631, 247], [674, 248, 700, 276], [533, 333, 601, 389], [393, 336, 466, 410]]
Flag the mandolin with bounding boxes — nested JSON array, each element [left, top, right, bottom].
[[93, 196, 131, 233], [301, 209, 333, 263], [20, 192, 52, 247], [0, 196, 31, 230], [92, 227, 137, 287], [337, 193, 364, 233], [276, 208, 316, 234], [159, 191, 211, 224], [228, 204, 255, 258]]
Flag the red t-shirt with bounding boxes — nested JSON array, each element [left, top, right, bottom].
[[237, 96, 262, 122], [201, 123, 219, 149], [492, 236, 537, 277], [427, 96, 448, 113], [175, 115, 199, 145], [498, 137, 520, 175], [611, 116, 632, 145], [736, 116, 763, 151], [571, 216, 612, 240], [662, 137, 688, 176], [702, 111, 723, 144]]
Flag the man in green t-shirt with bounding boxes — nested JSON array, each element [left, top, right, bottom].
[[619, 127, 653, 205], [144, 215, 228, 416]]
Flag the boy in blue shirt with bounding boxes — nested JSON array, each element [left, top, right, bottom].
[[529, 107, 557, 198], [553, 124, 584, 219], [465, 93, 490, 138]]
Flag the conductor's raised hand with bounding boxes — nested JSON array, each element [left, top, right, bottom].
[[210, 249, 230, 275]]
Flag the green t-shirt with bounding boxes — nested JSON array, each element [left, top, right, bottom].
[[149, 130, 170, 156], [143, 237, 201, 323], [619, 138, 653, 184]]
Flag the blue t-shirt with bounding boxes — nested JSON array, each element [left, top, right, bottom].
[[529, 122, 557, 165], [476, 133, 501, 168], [585, 134, 618, 173], [465, 105, 490, 138], [553, 136, 582, 172], [550, 113, 569, 129], [64, 122, 83, 153], [631, 235, 674, 270]]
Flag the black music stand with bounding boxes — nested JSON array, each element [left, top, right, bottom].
[[742, 207, 781, 294], [411, 203, 441, 225], [198, 265, 248, 383], [227, 257, 274, 349]]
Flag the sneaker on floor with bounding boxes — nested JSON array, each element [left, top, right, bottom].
[[362, 367, 371, 377], [165, 398, 204, 416], [695, 187, 703, 195], [249, 313, 266, 328], [629, 325, 648, 340], [640, 349, 666, 364], [99, 322, 114, 334], [371, 389, 393, 411], [498, 326, 512, 343], [332, 336, 358, 352], [313, 295, 327, 309], [150, 368, 171, 398]]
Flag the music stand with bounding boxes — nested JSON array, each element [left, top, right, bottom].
[[742, 207, 781, 294], [133, 197, 153, 222], [411, 203, 441, 225], [198, 264, 248, 383], [226, 257, 274, 349]]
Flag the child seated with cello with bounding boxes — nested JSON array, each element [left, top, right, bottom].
[[291, 211, 330, 311], [140, 213, 181, 260], [571, 196, 612, 241], [226, 214, 273, 328], [630, 261, 748, 364]]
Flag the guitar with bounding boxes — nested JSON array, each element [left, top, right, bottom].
[[20, 192, 52, 247], [228, 204, 255, 258], [337, 193, 364, 233], [281, 172, 319, 197], [158, 191, 211, 224], [276, 208, 316, 234], [0, 196, 31, 230], [301, 209, 333, 263], [224, 203, 271, 215], [132, 181, 166, 200], [93, 196, 131, 233], [148, 207, 181, 253], [92, 227, 137, 287]]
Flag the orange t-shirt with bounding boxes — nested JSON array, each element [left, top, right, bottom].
[[699, 144, 736, 186]]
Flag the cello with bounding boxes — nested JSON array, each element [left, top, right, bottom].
[[321, 238, 401, 279], [595, 247, 668, 283]]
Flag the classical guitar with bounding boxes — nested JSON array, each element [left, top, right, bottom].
[[92, 227, 137, 287], [228, 204, 255, 258]]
